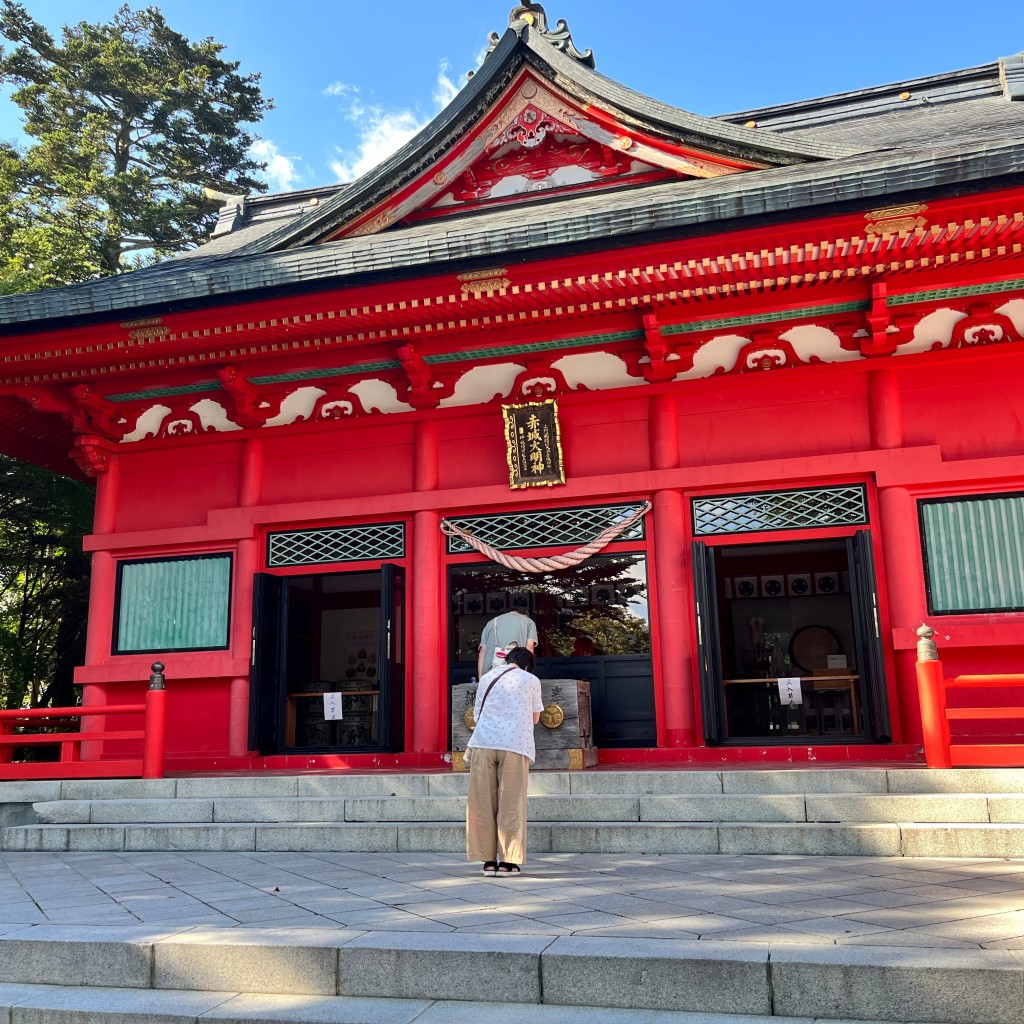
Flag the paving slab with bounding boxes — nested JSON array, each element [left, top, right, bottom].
[[337, 930, 549, 1003], [568, 771, 723, 796], [769, 943, 1024, 1024], [4, 983, 233, 1023], [0, 924, 184, 988], [200, 991, 432, 1023], [542, 935, 771, 1014], [886, 769, 1024, 795], [725, 769, 889, 794], [154, 928, 359, 996]]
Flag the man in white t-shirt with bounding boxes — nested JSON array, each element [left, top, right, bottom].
[[465, 645, 544, 876], [477, 607, 538, 679]]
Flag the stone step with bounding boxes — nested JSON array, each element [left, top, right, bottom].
[[3, 767, 1024, 805], [0, 928, 1020, 1023], [0, 982, 932, 1024], [24, 792, 1024, 826], [5, 819, 1024, 856]]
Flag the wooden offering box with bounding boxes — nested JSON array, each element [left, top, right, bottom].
[[451, 678, 597, 771]]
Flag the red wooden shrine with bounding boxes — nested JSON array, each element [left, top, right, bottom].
[[2, 4, 1024, 774]]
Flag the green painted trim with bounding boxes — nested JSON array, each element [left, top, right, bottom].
[[250, 361, 401, 385], [890, 278, 1024, 306], [662, 302, 869, 336], [104, 279, 1024, 406], [424, 331, 644, 365], [108, 381, 221, 403]]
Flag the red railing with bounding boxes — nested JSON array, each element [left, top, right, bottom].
[[916, 626, 1024, 767], [0, 663, 167, 781]]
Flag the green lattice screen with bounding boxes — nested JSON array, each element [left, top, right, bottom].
[[445, 503, 647, 554], [267, 523, 406, 567], [692, 486, 868, 536]]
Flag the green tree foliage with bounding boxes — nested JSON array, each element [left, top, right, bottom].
[[0, 1, 271, 286], [0, 455, 93, 711]]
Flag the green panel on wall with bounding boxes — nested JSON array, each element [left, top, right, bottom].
[[921, 495, 1024, 613], [115, 555, 232, 653]]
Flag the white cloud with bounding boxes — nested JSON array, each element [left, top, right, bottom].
[[327, 62, 465, 184], [250, 139, 300, 192]]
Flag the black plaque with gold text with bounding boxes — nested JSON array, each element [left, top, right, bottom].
[[502, 399, 566, 489]]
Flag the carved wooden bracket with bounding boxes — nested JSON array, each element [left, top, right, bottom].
[[860, 282, 901, 357], [216, 366, 272, 429], [301, 386, 370, 422], [14, 384, 127, 441], [69, 385, 127, 440], [14, 385, 72, 418], [640, 312, 679, 383], [508, 361, 577, 402], [397, 344, 443, 410], [69, 435, 113, 477]]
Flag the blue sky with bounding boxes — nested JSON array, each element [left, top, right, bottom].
[[2, 1, 1022, 194]]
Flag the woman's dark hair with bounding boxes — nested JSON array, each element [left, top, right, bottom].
[[505, 645, 535, 673]]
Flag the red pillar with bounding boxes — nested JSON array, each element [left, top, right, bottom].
[[228, 438, 263, 757], [868, 369, 905, 450], [411, 420, 443, 753], [877, 485, 923, 744], [649, 393, 695, 746]]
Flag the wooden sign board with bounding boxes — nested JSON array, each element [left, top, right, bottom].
[[502, 398, 566, 488]]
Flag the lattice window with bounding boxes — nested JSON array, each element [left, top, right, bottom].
[[692, 486, 868, 536], [445, 503, 647, 554], [267, 523, 405, 567]]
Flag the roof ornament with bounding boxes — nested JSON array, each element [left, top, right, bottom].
[[1000, 52, 1024, 101], [486, 2, 595, 69]]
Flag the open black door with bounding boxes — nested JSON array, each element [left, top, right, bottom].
[[249, 572, 285, 754], [847, 530, 891, 742], [377, 563, 406, 752], [692, 541, 725, 744]]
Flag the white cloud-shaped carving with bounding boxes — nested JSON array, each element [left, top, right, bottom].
[[264, 387, 325, 427], [121, 405, 171, 442], [350, 379, 413, 414], [553, 352, 643, 390], [995, 297, 1024, 334], [441, 364, 524, 408], [896, 307, 967, 355], [191, 399, 241, 432]]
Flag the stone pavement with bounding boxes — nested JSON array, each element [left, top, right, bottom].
[[2, 849, 1023, 948], [1, 849, 1024, 1023]]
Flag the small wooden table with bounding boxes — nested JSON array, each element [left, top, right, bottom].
[[285, 690, 379, 748], [723, 676, 860, 737]]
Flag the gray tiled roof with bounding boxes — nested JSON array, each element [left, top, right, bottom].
[[0, 36, 1021, 331], [1, 136, 1021, 330]]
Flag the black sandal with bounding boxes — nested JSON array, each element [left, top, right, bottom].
[[496, 862, 521, 874], [482, 861, 498, 876]]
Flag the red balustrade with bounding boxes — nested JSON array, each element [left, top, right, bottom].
[[0, 663, 167, 780], [916, 627, 1024, 767]]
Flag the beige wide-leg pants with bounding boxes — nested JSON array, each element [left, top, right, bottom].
[[465, 747, 530, 865]]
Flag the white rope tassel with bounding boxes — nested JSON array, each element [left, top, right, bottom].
[[440, 502, 653, 573]]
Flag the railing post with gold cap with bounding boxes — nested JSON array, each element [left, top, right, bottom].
[[142, 662, 167, 779], [915, 624, 952, 768]]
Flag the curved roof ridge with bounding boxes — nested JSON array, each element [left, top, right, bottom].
[[229, 23, 856, 258], [721, 60, 1004, 128]]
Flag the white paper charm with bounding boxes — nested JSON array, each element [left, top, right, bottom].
[[323, 692, 343, 720], [777, 677, 803, 706]]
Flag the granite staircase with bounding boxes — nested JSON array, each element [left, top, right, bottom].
[[2, 767, 1024, 857], [2, 768, 1024, 1023]]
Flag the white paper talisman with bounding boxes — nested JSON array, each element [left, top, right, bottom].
[[323, 692, 343, 721], [777, 677, 803, 706]]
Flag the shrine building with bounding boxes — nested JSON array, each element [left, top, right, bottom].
[[2, 4, 1024, 772]]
